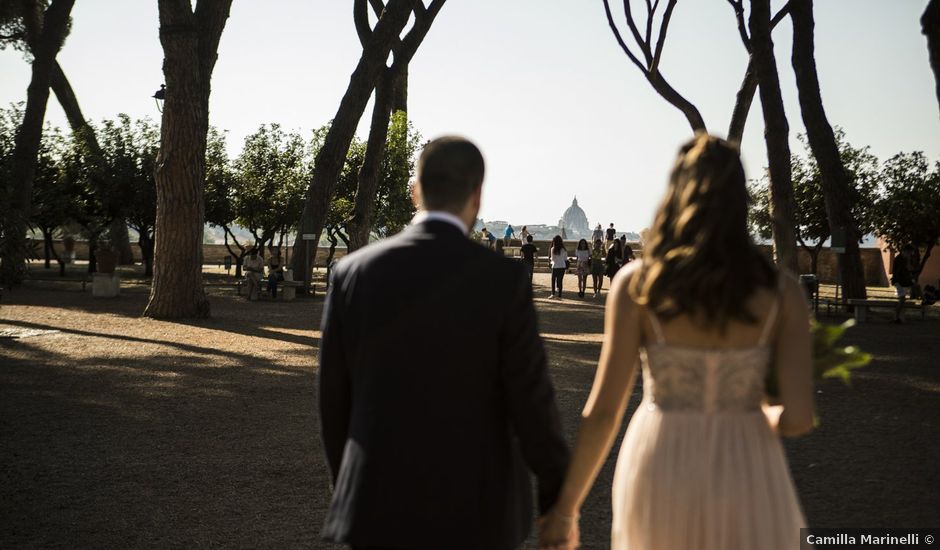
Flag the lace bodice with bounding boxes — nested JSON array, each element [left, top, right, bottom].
[[640, 345, 769, 413], [640, 297, 778, 414]]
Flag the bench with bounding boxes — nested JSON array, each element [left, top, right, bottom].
[[846, 299, 928, 323], [26, 275, 90, 291]]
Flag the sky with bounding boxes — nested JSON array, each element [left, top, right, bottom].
[[1, 0, 937, 233]]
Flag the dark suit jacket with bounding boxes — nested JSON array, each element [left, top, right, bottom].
[[318, 220, 570, 550]]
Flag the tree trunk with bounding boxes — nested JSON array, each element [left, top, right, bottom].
[[392, 64, 408, 113], [0, 0, 74, 286], [139, 231, 155, 277], [348, 73, 394, 251], [728, 62, 758, 144], [790, 0, 867, 300], [289, 0, 417, 283], [727, 5, 792, 144], [42, 227, 52, 268], [749, 0, 798, 272], [924, 0, 940, 118], [143, 0, 233, 319]]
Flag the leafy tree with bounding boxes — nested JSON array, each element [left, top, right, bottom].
[[97, 115, 160, 276], [233, 124, 307, 253], [872, 152, 940, 284], [372, 111, 419, 239], [30, 122, 73, 273], [749, 131, 878, 274], [204, 127, 243, 274]]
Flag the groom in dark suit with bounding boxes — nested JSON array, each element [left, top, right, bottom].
[[318, 136, 570, 549]]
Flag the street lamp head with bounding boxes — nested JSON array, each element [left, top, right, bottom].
[[152, 84, 165, 112]]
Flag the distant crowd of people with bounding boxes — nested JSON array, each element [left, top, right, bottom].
[[479, 222, 636, 300]]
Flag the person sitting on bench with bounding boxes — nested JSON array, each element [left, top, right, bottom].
[[266, 246, 283, 299]]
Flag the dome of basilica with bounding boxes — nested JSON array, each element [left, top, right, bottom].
[[560, 196, 590, 238]]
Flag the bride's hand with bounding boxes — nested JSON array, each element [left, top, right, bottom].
[[538, 510, 580, 549]]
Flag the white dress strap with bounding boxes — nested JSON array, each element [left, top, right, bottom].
[[647, 308, 666, 345]]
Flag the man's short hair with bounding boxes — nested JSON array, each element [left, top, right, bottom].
[[526, 235, 534, 243], [417, 136, 484, 211]]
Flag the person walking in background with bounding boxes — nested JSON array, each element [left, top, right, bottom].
[[520, 225, 531, 244], [521, 234, 538, 284], [550, 235, 568, 299], [620, 236, 635, 265], [539, 134, 813, 550], [606, 238, 623, 284], [504, 224, 515, 247], [605, 223, 617, 247], [319, 136, 569, 550], [592, 224, 604, 245], [575, 239, 591, 298], [891, 245, 916, 324], [591, 239, 606, 298]]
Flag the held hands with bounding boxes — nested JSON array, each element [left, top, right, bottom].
[[538, 509, 580, 550]]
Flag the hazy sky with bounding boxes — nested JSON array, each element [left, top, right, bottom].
[[1, 1, 937, 232]]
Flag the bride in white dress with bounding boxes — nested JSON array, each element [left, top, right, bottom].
[[540, 135, 814, 550]]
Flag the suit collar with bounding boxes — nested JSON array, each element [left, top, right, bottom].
[[411, 210, 469, 234]]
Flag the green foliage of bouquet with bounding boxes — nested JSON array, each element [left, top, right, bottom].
[[766, 319, 871, 398]]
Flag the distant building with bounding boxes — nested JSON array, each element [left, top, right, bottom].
[[559, 196, 590, 239]]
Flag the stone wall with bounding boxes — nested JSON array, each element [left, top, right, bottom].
[[42, 240, 347, 268], [44, 238, 895, 286]]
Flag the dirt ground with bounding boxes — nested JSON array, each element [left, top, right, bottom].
[[1, 268, 938, 549]]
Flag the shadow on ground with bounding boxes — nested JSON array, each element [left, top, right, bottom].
[[1, 277, 938, 549]]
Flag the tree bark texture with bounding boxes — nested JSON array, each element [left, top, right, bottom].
[[0, 0, 74, 286], [749, 0, 799, 272], [289, 0, 416, 280], [924, 0, 940, 118], [347, 1, 444, 251], [790, 0, 867, 300], [143, 0, 232, 319]]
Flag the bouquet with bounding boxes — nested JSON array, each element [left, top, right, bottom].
[[766, 319, 871, 399]]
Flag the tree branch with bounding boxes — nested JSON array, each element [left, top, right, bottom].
[[623, 0, 652, 66], [603, 0, 648, 73], [354, 0, 372, 46], [650, 0, 677, 75]]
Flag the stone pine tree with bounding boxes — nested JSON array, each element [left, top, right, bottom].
[[748, 0, 798, 272], [789, 0, 867, 300], [924, 0, 940, 118], [347, 0, 445, 251], [2, 1, 136, 264], [143, 0, 233, 319], [288, 0, 416, 284], [0, 0, 74, 286]]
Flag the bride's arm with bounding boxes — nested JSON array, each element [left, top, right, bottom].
[[773, 274, 815, 437], [544, 268, 642, 529]]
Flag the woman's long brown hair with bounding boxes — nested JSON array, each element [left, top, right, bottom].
[[628, 134, 776, 328]]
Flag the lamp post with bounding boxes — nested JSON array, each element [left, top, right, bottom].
[[152, 84, 165, 112]]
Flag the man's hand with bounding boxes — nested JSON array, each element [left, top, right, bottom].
[[538, 510, 580, 550]]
